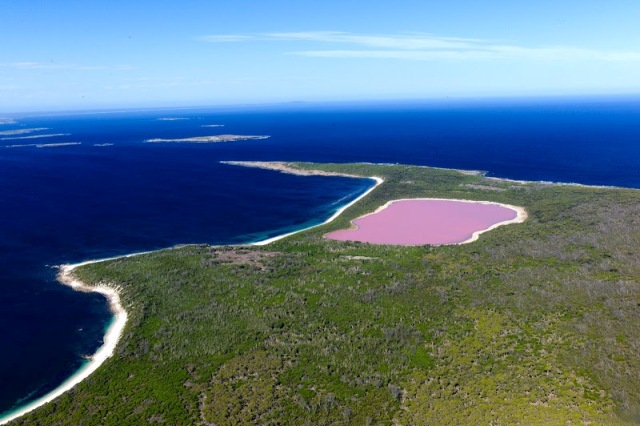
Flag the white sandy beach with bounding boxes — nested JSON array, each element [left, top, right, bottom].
[[0, 259, 130, 425], [253, 176, 383, 246], [0, 165, 378, 424]]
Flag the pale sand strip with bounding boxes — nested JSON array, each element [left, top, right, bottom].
[[253, 176, 383, 245], [325, 198, 528, 246], [0, 252, 152, 425], [222, 161, 384, 246]]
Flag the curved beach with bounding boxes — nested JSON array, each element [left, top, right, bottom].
[[0, 262, 128, 426], [0, 168, 379, 424], [325, 198, 527, 245], [253, 176, 383, 246]]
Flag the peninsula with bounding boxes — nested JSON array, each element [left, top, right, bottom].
[[7, 162, 640, 425]]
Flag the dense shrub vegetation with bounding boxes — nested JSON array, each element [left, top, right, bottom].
[[15, 163, 640, 424]]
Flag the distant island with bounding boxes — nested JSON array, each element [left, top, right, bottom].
[[144, 134, 269, 143], [0, 128, 49, 136], [6, 162, 640, 425], [5, 142, 81, 149], [1, 133, 70, 141]]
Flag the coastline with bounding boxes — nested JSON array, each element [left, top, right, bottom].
[[0, 165, 379, 424], [223, 160, 384, 246], [252, 176, 383, 246], [323, 198, 527, 246], [0, 253, 147, 425], [0, 161, 538, 424]]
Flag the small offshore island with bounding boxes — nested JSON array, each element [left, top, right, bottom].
[[144, 134, 269, 144], [6, 162, 640, 425]]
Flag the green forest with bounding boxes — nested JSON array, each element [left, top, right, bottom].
[[14, 163, 640, 425]]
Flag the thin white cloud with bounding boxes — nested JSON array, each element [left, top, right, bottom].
[[289, 50, 496, 60], [266, 31, 480, 50], [199, 31, 640, 62], [290, 47, 640, 62]]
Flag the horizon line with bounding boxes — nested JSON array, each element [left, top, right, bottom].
[[2, 92, 640, 117]]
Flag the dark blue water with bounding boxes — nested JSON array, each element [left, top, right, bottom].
[[1, 96, 639, 418]]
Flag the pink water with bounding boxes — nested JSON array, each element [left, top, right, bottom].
[[325, 199, 518, 245]]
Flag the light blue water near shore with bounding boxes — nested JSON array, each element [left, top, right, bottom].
[[1, 95, 639, 418]]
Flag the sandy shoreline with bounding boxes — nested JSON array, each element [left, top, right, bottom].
[[0, 165, 378, 424], [225, 160, 384, 246], [253, 176, 383, 246], [0, 254, 141, 425]]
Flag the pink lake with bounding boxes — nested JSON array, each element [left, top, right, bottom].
[[325, 199, 524, 246]]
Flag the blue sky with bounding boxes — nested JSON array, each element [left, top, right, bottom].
[[2, 1, 640, 112]]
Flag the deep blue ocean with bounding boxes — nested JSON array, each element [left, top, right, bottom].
[[1, 96, 639, 418]]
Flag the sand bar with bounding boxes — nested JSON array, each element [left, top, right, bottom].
[[325, 198, 527, 245]]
